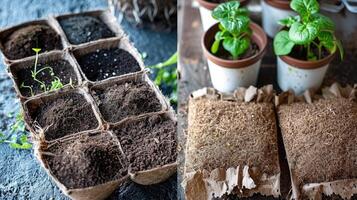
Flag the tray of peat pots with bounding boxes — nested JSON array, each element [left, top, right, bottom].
[[50, 9, 124, 48], [23, 87, 103, 142], [273, 0, 344, 95], [71, 37, 144, 85], [202, 1, 267, 93], [110, 111, 177, 185], [261, 0, 295, 38], [89, 72, 170, 125], [196, 0, 249, 31], [0, 19, 65, 64], [33, 130, 129, 200], [8, 49, 82, 100]]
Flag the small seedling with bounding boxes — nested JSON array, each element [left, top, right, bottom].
[[21, 48, 73, 96], [274, 0, 344, 61], [210, 1, 252, 59], [148, 52, 178, 105], [0, 112, 32, 150]]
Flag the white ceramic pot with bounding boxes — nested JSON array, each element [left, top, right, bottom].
[[207, 59, 261, 93], [262, 0, 295, 38], [202, 23, 267, 93], [277, 56, 333, 95]]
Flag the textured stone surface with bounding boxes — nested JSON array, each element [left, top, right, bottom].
[[0, 0, 177, 199]]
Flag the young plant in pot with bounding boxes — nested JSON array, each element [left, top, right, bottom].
[[196, 0, 249, 31], [262, 0, 295, 37], [274, 0, 343, 95], [202, 1, 267, 93]]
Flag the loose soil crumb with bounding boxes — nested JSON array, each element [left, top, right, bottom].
[[59, 16, 115, 45], [113, 114, 177, 172], [44, 132, 128, 189], [77, 48, 141, 82], [278, 98, 357, 185], [92, 81, 163, 123], [186, 98, 279, 176], [16, 60, 78, 97], [3, 24, 62, 60], [31, 92, 99, 141]]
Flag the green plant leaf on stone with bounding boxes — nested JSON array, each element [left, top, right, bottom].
[[274, 31, 295, 55]]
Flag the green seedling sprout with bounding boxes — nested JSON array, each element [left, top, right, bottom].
[[0, 112, 32, 150], [21, 48, 73, 96], [210, 1, 252, 59], [148, 52, 178, 105], [274, 0, 344, 61]]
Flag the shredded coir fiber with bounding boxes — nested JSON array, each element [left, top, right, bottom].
[[278, 98, 357, 185], [186, 98, 279, 177]]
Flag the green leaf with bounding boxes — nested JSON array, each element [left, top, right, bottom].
[[274, 31, 295, 55], [220, 16, 250, 35], [312, 14, 334, 31], [222, 36, 250, 59], [279, 16, 300, 27], [318, 32, 335, 52], [289, 22, 318, 44], [336, 39, 344, 60], [211, 40, 220, 54], [290, 0, 319, 18], [212, 1, 242, 20], [149, 52, 178, 69]]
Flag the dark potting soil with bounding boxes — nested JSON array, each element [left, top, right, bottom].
[[3, 24, 62, 60], [59, 16, 115, 45], [16, 60, 78, 97], [92, 81, 163, 123], [214, 42, 259, 60], [31, 92, 99, 141], [44, 132, 128, 189], [77, 48, 141, 82], [289, 44, 330, 61], [113, 114, 177, 172], [321, 194, 357, 200]]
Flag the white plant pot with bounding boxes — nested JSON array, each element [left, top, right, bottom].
[[207, 59, 261, 93], [198, 6, 216, 32], [277, 57, 329, 95], [262, 1, 295, 38]]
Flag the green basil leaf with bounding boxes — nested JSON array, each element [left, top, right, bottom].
[[212, 1, 241, 20], [289, 22, 318, 44], [318, 31, 335, 53], [278, 16, 300, 27], [274, 31, 295, 55], [312, 13, 334, 31], [222, 36, 250, 59], [290, 0, 319, 17], [211, 39, 221, 54], [220, 15, 250, 35]]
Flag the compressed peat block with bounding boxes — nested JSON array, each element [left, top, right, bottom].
[[183, 86, 281, 200], [35, 131, 128, 200], [90, 73, 168, 124], [276, 83, 357, 200], [111, 112, 177, 185]]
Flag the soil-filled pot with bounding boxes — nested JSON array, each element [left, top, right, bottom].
[[196, 0, 249, 31], [262, 0, 295, 38], [202, 22, 267, 93], [277, 53, 335, 95]]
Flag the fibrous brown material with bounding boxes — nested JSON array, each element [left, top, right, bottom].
[[277, 84, 357, 200], [183, 86, 281, 199]]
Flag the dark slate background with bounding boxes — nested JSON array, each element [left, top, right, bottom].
[[0, 0, 177, 199]]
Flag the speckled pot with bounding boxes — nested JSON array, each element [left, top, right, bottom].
[[277, 53, 336, 95]]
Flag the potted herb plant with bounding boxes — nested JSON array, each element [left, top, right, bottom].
[[274, 0, 343, 95], [202, 1, 267, 93], [262, 0, 295, 37], [196, 0, 249, 31]]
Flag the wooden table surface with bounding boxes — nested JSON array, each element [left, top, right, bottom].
[[177, 0, 357, 199]]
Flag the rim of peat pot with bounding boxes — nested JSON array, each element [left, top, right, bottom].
[[196, 0, 249, 10], [202, 22, 267, 69], [279, 52, 336, 70], [264, 0, 291, 10]]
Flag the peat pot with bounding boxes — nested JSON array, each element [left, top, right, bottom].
[[196, 0, 249, 31], [262, 0, 295, 38], [202, 22, 267, 93], [277, 53, 335, 95]]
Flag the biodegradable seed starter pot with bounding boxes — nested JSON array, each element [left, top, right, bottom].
[[0, 9, 176, 200], [261, 0, 295, 38], [196, 0, 249, 31], [202, 22, 267, 93]]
